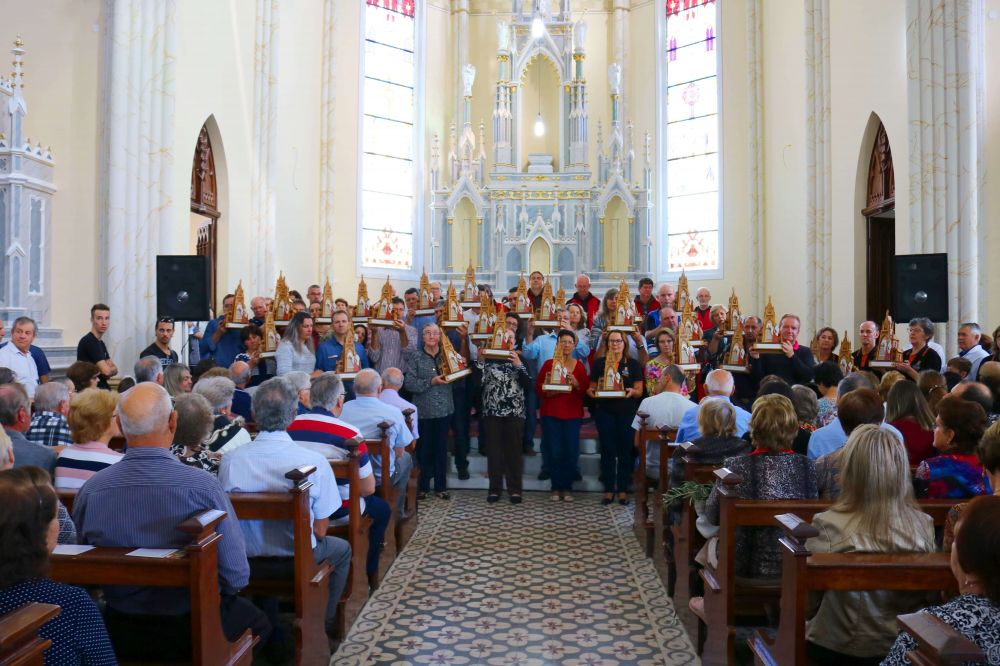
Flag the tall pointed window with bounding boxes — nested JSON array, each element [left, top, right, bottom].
[[360, 0, 420, 271], [660, 0, 720, 274]]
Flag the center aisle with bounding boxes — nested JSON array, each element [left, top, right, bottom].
[[333, 491, 698, 665]]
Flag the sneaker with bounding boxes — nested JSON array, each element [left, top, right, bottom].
[[437, 491, 451, 500], [457, 469, 470, 481], [537, 470, 550, 481], [510, 494, 523, 504]]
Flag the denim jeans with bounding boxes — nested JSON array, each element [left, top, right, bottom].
[[541, 416, 581, 491]]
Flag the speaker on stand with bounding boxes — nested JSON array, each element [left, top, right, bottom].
[[892, 253, 948, 323]]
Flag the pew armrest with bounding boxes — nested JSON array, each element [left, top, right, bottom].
[[897, 612, 985, 665]]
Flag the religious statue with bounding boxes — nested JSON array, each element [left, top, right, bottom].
[[483, 320, 514, 360], [497, 20, 511, 51], [439, 333, 471, 382], [554, 285, 566, 310], [335, 324, 362, 380], [724, 289, 741, 335], [679, 300, 704, 348], [318, 277, 334, 323], [535, 281, 558, 328], [572, 18, 587, 52], [871, 311, 901, 368], [272, 273, 293, 325], [441, 283, 465, 329], [608, 62, 622, 95], [461, 262, 478, 306], [353, 277, 371, 324], [416, 270, 436, 316], [838, 332, 855, 376], [608, 279, 637, 332], [542, 336, 572, 393], [676, 270, 690, 314], [721, 323, 749, 373], [752, 297, 783, 353], [472, 292, 496, 342], [368, 277, 396, 327], [227, 280, 249, 328], [676, 322, 700, 371], [261, 310, 280, 358], [462, 63, 476, 98], [514, 274, 533, 319], [595, 346, 626, 398]]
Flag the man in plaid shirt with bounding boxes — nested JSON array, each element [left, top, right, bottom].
[[26, 380, 73, 447]]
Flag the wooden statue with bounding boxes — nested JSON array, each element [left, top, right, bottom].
[[676, 322, 701, 372], [679, 299, 704, 348], [261, 310, 280, 358], [471, 291, 496, 342], [335, 324, 362, 379], [838, 331, 855, 376], [353, 277, 371, 324], [608, 279, 637, 332], [723, 288, 741, 335], [439, 332, 471, 382], [871, 311, 901, 368], [542, 336, 572, 392], [368, 277, 395, 326], [594, 345, 627, 397], [227, 280, 249, 328], [440, 283, 465, 329], [514, 274, 533, 319], [318, 277, 334, 323], [461, 261, 478, 306], [272, 273, 293, 326], [535, 281, 558, 328], [416, 270, 436, 316], [752, 296, 783, 353], [676, 269, 690, 314], [721, 322, 749, 373]]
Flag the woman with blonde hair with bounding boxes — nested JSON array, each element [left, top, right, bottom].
[[55, 389, 123, 489], [877, 370, 906, 403], [885, 379, 936, 466], [917, 369, 948, 414], [804, 424, 935, 663]]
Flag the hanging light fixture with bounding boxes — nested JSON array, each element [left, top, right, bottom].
[[531, 14, 546, 39], [533, 64, 545, 137]]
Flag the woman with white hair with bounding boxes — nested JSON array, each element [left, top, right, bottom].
[[170, 392, 220, 474], [193, 376, 252, 454], [403, 324, 455, 500]]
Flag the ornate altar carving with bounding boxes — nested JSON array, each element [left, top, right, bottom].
[[864, 122, 894, 216]]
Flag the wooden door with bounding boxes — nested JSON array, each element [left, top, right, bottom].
[[862, 120, 895, 323]]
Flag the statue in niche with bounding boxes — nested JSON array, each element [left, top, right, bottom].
[[462, 64, 476, 98], [497, 20, 510, 51], [496, 206, 507, 236], [533, 208, 545, 232], [551, 204, 562, 236], [518, 205, 529, 238], [608, 63, 622, 95], [575, 205, 585, 233], [573, 19, 587, 51], [538, 0, 550, 20]]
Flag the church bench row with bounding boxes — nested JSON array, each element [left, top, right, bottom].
[[748, 513, 979, 666], [49, 509, 257, 666], [0, 602, 60, 666], [698, 468, 960, 666], [632, 413, 677, 560]]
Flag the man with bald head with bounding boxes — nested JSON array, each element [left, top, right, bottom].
[[853, 320, 880, 371], [73, 383, 270, 659], [951, 380, 999, 425], [569, 273, 600, 327]]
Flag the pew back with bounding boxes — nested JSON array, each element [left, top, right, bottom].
[[0, 603, 59, 666]]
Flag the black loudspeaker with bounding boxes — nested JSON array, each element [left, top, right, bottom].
[[156, 256, 210, 321], [893, 253, 948, 323]]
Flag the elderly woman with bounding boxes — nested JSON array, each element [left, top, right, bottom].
[[163, 363, 193, 397], [65, 361, 101, 393], [805, 425, 936, 663], [668, 397, 750, 492], [943, 420, 1000, 550], [478, 342, 531, 504], [915, 395, 991, 499], [403, 324, 455, 500], [644, 328, 677, 396], [895, 317, 943, 380], [55, 389, 123, 489], [885, 379, 936, 466], [276, 311, 318, 376], [193, 376, 252, 454], [883, 495, 1000, 664], [284, 370, 312, 415], [0, 467, 117, 664], [170, 392, 220, 475]]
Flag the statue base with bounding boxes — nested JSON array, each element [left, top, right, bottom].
[[869, 360, 897, 369], [443, 368, 472, 383], [752, 342, 784, 354], [594, 389, 627, 399], [517, 312, 534, 320], [441, 320, 465, 329], [368, 318, 397, 327], [534, 320, 559, 329], [259, 351, 276, 358], [336, 372, 359, 381], [542, 383, 573, 393], [721, 364, 749, 374], [482, 348, 512, 360], [226, 322, 248, 329], [352, 317, 370, 325], [460, 301, 481, 309], [470, 333, 493, 342], [415, 308, 436, 317], [677, 363, 701, 373], [314, 317, 332, 324], [607, 325, 637, 333]]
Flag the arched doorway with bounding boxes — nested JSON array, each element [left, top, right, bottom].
[[862, 120, 895, 322], [191, 124, 220, 313]]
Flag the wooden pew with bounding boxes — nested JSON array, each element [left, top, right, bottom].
[[700, 468, 959, 665], [228, 466, 333, 665], [369, 419, 416, 557], [632, 411, 678, 559], [0, 603, 60, 666], [748, 513, 958, 666], [327, 438, 373, 639], [669, 443, 720, 606], [399, 407, 419, 552], [897, 612, 985, 666], [50, 509, 256, 665]]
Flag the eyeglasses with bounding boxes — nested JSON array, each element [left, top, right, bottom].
[[157, 316, 175, 324]]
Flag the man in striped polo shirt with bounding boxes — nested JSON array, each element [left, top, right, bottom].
[[287, 372, 390, 590]]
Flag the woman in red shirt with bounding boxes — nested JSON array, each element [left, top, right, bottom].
[[536, 330, 591, 501], [885, 379, 936, 466]]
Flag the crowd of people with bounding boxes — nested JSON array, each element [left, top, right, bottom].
[[0, 273, 999, 662]]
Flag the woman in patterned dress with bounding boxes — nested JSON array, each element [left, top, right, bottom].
[[478, 346, 531, 504]]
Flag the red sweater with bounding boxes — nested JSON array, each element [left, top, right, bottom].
[[889, 418, 936, 466], [536, 360, 590, 419], [569, 292, 601, 328]]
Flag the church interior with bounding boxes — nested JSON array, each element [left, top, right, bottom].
[[2, 0, 1000, 664]]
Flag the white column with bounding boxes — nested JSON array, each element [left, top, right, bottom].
[[319, 0, 337, 279], [104, 0, 177, 370], [454, 0, 470, 132], [906, 0, 984, 357], [747, 0, 765, 311], [804, 0, 831, 335], [251, 0, 279, 295]]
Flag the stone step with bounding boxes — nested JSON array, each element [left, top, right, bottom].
[[444, 451, 607, 492]]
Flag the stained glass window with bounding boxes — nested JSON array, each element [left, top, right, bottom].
[[664, 0, 719, 273], [360, 0, 418, 271]]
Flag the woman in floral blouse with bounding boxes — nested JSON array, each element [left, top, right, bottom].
[[478, 348, 531, 504], [644, 329, 676, 396], [169, 392, 221, 475]]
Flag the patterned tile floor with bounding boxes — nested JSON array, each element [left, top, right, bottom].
[[333, 491, 697, 665]]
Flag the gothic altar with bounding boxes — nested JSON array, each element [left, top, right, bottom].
[[427, 1, 652, 292]]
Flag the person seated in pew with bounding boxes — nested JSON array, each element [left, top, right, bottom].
[[943, 420, 1000, 550], [1, 383, 56, 476], [915, 395, 992, 499], [696, 394, 818, 579], [750, 381, 813, 455], [73, 383, 271, 660], [814, 361, 843, 427], [631, 363, 692, 482], [885, 380, 937, 467], [2, 431, 76, 544], [805, 425, 937, 665], [287, 372, 390, 590], [882, 495, 1000, 665], [0, 466, 116, 665], [221, 375, 352, 643], [55, 388, 123, 489], [667, 397, 751, 493], [808, 373, 904, 460], [194, 376, 253, 454], [815, 389, 892, 500], [25, 381, 74, 447], [170, 393, 222, 474]]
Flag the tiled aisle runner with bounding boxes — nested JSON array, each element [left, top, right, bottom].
[[333, 492, 698, 665]]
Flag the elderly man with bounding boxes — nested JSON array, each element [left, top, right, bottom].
[[228, 360, 254, 422], [957, 323, 990, 381], [644, 283, 677, 333], [631, 364, 692, 479], [807, 374, 902, 459], [306, 284, 323, 305], [694, 287, 713, 331], [249, 296, 269, 327], [368, 298, 417, 374], [340, 369, 414, 513], [134, 356, 164, 385], [77, 304, 118, 390], [194, 376, 252, 454], [569, 274, 600, 328], [951, 381, 999, 425], [379, 368, 419, 440], [73, 383, 270, 659], [220, 376, 351, 640], [200, 293, 243, 369], [731, 315, 763, 409], [752, 314, 816, 385], [0, 383, 55, 474], [0, 318, 52, 384], [140, 317, 178, 366], [287, 373, 390, 590], [675, 370, 750, 443], [0, 316, 41, 398], [852, 320, 880, 371], [25, 381, 73, 447]]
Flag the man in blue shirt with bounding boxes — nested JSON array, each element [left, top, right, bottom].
[[807, 374, 901, 460], [200, 293, 243, 369], [73, 383, 270, 660], [220, 376, 351, 636], [0, 317, 50, 382], [315, 311, 370, 400], [675, 369, 750, 443]]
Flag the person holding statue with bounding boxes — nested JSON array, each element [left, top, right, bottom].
[[315, 310, 370, 400], [752, 313, 815, 385]]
